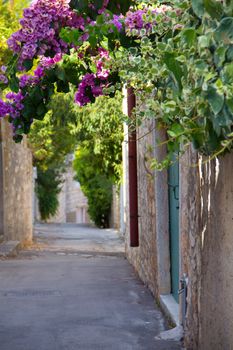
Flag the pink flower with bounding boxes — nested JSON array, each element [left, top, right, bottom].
[[74, 73, 106, 106], [7, 0, 84, 69], [0, 74, 8, 85]]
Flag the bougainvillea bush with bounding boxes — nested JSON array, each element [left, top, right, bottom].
[[1, 0, 233, 164], [0, 0, 132, 141]]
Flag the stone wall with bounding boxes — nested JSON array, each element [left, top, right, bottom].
[[199, 152, 233, 350], [65, 166, 89, 223], [180, 147, 202, 349], [110, 186, 120, 229], [125, 119, 158, 297], [181, 148, 233, 350], [124, 116, 233, 349], [46, 164, 90, 224], [123, 91, 233, 348], [0, 119, 33, 243]]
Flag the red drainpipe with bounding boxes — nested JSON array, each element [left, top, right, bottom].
[[127, 88, 139, 247]]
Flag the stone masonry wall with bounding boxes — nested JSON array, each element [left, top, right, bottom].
[[110, 186, 120, 229], [47, 164, 90, 224], [65, 165, 89, 223], [181, 147, 233, 350], [180, 147, 202, 349], [124, 121, 233, 350], [125, 119, 158, 297], [1, 119, 33, 243], [199, 152, 233, 350]]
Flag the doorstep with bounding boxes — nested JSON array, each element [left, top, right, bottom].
[[160, 294, 180, 326]]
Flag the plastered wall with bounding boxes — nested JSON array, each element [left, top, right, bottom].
[[181, 148, 233, 350], [1, 119, 33, 243]]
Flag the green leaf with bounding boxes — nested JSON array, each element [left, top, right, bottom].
[[29, 86, 43, 105], [45, 69, 57, 84], [204, 0, 223, 19], [163, 52, 184, 90], [167, 123, 184, 137], [55, 67, 66, 82], [198, 35, 211, 49], [181, 28, 197, 47], [214, 17, 233, 44], [205, 124, 221, 153], [22, 99, 36, 119], [207, 86, 224, 114], [56, 80, 70, 93], [226, 97, 233, 114], [23, 59, 34, 71], [60, 28, 82, 45], [191, 0, 204, 17], [36, 104, 47, 120], [9, 75, 19, 93], [214, 46, 227, 66], [222, 62, 233, 83], [89, 34, 98, 47], [226, 45, 233, 61]]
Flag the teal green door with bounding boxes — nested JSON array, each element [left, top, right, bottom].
[[168, 158, 180, 303]]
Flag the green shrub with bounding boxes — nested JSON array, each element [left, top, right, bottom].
[[73, 147, 113, 228], [36, 167, 63, 221]]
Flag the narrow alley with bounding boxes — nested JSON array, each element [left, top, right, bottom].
[[0, 224, 181, 350]]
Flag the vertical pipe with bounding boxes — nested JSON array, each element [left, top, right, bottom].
[[127, 88, 139, 247]]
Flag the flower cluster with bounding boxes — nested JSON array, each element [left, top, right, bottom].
[[0, 91, 24, 130], [40, 53, 63, 68], [2, 0, 175, 142], [0, 66, 8, 85], [75, 48, 110, 106], [96, 48, 110, 79], [7, 0, 84, 69], [75, 73, 105, 106], [19, 66, 45, 88], [5, 92, 24, 118], [111, 15, 124, 32], [125, 9, 157, 35], [124, 6, 172, 36], [0, 100, 12, 119]]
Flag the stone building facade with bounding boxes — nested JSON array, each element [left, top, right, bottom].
[[41, 162, 90, 225], [122, 92, 233, 349], [36, 159, 121, 228], [0, 119, 33, 244]]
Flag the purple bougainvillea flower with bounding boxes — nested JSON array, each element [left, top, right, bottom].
[[7, 0, 84, 69]]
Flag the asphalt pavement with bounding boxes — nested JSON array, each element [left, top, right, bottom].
[[0, 223, 181, 350]]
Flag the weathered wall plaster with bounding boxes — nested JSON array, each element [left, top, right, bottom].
[[1, 119, 33, 243], [181, 148, 233, 350]]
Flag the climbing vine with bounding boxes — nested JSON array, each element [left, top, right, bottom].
[[1, 0, 233, 166]]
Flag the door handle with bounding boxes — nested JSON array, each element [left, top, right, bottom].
[[168, 183, 179, 201]]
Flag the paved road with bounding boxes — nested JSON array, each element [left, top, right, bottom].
[[0, 224, 181, 350]]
